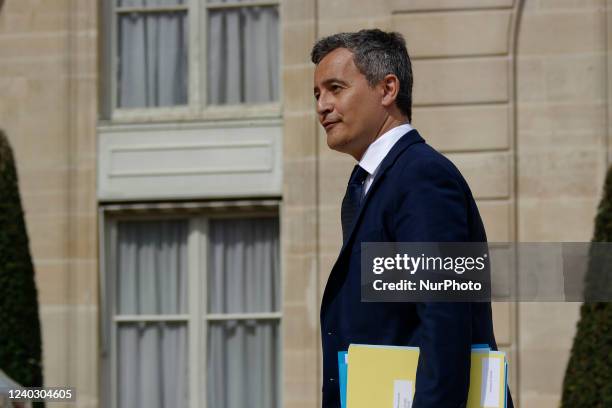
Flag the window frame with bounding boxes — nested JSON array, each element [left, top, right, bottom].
[[99, 203, 282, 408], [105, 0, 283, 123]]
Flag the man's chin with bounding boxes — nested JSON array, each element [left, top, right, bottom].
[[326, 133, 348, 152], [327, 139, 346, 153], [326, 135, 366, 160]]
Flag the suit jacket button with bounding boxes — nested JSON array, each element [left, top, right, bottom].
[[329, 378, 335, 382], [327, 332, 333, 336]]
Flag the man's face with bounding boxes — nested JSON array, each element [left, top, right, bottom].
[[313, 48, 387, 159]]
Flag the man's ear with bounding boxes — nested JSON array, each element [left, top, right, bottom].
[[380, 74, 400, 108]]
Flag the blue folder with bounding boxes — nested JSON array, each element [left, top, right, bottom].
[[338, 351, 348, 408]]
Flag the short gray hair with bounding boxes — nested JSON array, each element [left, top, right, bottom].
[[311, 29, 413, 122]]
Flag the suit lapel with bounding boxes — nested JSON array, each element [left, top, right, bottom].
[[337, 129, 424, 257], [321, 129, 425, 314]]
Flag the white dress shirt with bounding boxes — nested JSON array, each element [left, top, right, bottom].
[[358, 123, 414, 196]]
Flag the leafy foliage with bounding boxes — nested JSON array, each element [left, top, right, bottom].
[[561, 166, 612, 408], [0, 130, 44, 400]]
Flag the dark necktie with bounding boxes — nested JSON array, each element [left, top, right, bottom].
[[341, 165, 369, 244]]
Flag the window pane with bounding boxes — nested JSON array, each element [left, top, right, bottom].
[[207, 217, 280, 314], [206, 0, 251, 3], [117, 11, 188, 108], [117, 0, 185, 9], [116, 220, 188, 315], [207, 320, 279, 408], [118, 322, 188, 408], [207, 6, 280, 105]]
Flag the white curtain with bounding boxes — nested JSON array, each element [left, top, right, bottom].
[[116, 220, 189, 408], [207, 218, 280, 408], [207, 3, 280, 104], [117, 0, 188, 108]]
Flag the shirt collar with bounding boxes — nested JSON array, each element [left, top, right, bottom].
[[359, 123, 413, 175]]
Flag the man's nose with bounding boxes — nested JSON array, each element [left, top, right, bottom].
[[316, 92, 332, 116]]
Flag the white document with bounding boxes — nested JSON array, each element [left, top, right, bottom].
[[393, 379, 413, 408], [481, 357, 501, 407]]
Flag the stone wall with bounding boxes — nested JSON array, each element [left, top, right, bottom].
[[0, 1, 98, 407], [281, 1, 320, 407], [516, 1, 607, 406]]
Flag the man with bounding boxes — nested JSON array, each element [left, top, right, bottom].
[[312, 29, 514, 408]]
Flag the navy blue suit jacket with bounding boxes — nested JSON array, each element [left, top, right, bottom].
[[320, 129, 514, 408]]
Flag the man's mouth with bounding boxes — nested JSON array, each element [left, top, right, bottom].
[[323, 121, 339, 131]]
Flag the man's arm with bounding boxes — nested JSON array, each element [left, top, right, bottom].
[[393, 157, 473, 408]]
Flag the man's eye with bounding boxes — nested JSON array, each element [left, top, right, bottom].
[[331, 85, 341, 93]]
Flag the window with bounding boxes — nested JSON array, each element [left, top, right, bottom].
[[109, 0, 280, 113], [116, 0, 189, 108], [103, 212, 281, 408], [206, 0, 280, 105]]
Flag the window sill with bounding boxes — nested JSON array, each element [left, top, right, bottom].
[[104, 102, 282, 125]]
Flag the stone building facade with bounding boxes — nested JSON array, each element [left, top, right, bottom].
[[0, 0, 609, 407]]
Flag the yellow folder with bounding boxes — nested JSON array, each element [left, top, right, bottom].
[[346, 344, 506, 408], [467, 350, 506, 408]]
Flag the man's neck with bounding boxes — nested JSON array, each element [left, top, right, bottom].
[[354, 115, 409, 161], [374, 116, 409, 142]]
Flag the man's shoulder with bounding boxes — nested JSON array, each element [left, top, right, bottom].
[[393, 138, 464, 183]]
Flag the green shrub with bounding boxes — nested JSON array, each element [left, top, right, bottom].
[[561, 166, 612, 408], [0, 130, 44, 396]]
